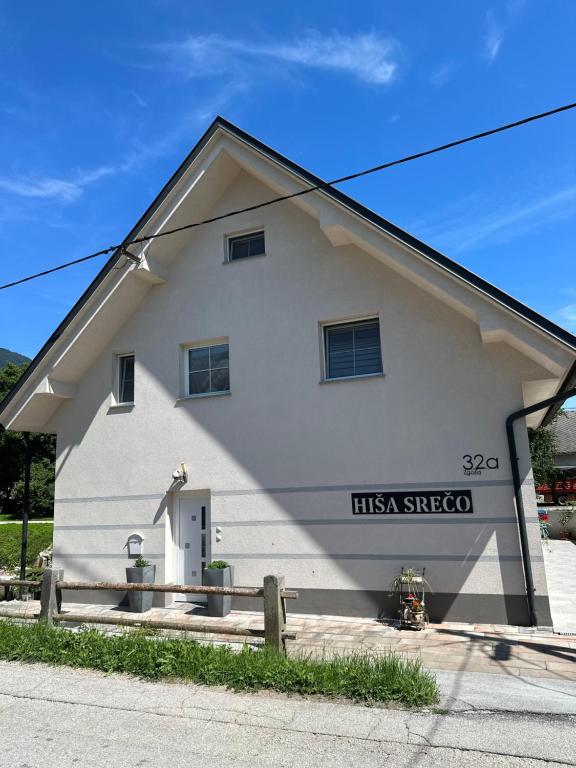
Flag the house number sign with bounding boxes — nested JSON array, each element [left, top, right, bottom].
[[352, 490, 473, 515]]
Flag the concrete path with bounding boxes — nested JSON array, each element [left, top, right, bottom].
[[542, 539, 576, 634], [0, 662, 574, 767], [435, 669, 576, 715]]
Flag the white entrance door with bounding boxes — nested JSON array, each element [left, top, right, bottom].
[[176, 494, 210, 602]]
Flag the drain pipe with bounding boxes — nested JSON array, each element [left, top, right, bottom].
[[506, 386, 576, 626]]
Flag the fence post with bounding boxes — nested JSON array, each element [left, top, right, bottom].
[[263, 574, 285, 653], [39, 568, 63, 624]]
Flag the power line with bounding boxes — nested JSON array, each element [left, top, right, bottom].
[[1, 100, 575, 292]]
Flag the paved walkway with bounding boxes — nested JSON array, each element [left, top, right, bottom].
[[543, 539, 576, 634], [2, 600, 575, 681]]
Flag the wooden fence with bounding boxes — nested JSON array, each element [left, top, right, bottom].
[[0, 570, 298, 653]]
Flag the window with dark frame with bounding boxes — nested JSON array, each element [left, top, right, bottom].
[[201, 504, 207, 577], [324, 319, 383, 380], [118, 354, 135, 404], [228, 231, 265, 261], [188, 343, 230, 396]]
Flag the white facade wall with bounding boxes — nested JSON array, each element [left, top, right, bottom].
[[49, 172, 550, 624]]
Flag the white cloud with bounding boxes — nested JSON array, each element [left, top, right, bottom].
[[159, 30, 399, 85], [130, 91, 147, 108], [117, 82, 245, 174], [0, 83, 241, 208], [482, 3, 526, 63], [76, 166, 116, 185], [484, 13, 503, 62], [556, 304, 576, 332], [430, 62, 458, 88], [0, 165, 116, 203], [0, 177, 83, 202], [484, 29, 502, 61], [270, 31, 398, 84], [414, 185, 576, 253]]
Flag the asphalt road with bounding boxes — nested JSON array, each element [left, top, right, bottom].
[[0, 662, 574, 767]]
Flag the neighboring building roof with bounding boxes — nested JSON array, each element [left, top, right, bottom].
[[551, 410, 576, 454], [1, 116, 576, 426]]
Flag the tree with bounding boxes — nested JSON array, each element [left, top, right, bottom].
[[11, 457, 55, 518], [0, 362, 55, 518], [0, 362, 28, 401], [528, 423, 558, 489]]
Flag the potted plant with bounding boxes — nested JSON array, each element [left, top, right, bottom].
[[392, 568, 430, 630], [408, 596, 426, 628], [558, 508, 574, 540], [126, 556, 156, 613], [204, 560, 233, 617], [392, 567, 431, 592]]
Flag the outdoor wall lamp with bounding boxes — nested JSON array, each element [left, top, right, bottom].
[[171, 462, 188, 484]]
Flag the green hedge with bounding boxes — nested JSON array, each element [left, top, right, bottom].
[[0, 523, 53, 570], [0, 622, 439, 707]]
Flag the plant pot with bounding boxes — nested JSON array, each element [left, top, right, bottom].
[[204, 566, 233, 617], [125, 565, 156, 612], [559, 532, 571, 540]]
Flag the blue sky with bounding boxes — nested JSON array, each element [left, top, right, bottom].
[[1, 1, 575, 402]]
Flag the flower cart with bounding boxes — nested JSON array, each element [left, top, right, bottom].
[[393, 567, 430, 630]]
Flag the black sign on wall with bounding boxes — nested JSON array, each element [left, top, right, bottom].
[[352, 490, 473, 515]]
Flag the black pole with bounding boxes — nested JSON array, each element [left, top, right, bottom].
[[19, 432, 32, 599], [506, 386, 576, 626]]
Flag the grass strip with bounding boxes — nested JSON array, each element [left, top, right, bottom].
[[0, 621, 439, 707], [0, 522, 53, 570]]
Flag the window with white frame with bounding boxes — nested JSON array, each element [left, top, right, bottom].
[[227, 230, 265, 261], [117, 354, 135, 404], [186, 343, 230, 396], [323, 319, 383, 380]]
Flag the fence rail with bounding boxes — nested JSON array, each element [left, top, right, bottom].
[[1, 578, 43, 602], [56, 580, 298, 599], [0, 570, 296, 652]]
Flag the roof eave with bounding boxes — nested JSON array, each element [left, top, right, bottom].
[[0, 117, 226, 423], [2, 115, 576, 427], [542, 360, 576, 427]]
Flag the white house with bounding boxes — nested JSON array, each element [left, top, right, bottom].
[[2, 118, 576, 626]]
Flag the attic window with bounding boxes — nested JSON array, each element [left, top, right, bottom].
[[227, 231, 265, 261], [117, 354, 135, 404]]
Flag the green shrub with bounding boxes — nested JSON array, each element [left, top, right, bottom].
[[206, 560, 230, 569], [0, 523, 53, 570], [0, 621, 439, 707]]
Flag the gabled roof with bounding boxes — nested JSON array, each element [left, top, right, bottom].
[[2, 116, 576, 426], [551, 410, 576, 454]]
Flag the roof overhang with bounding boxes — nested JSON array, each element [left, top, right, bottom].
[[2, 117, 576, 432]]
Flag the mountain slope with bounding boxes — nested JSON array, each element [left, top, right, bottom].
[[0, 348, 30, 367]]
